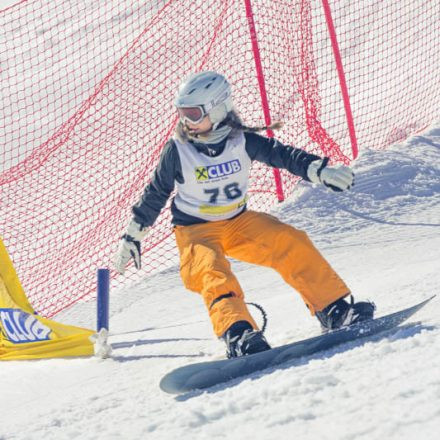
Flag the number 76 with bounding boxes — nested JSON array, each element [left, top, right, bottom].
[[204, 183, 242, 203]]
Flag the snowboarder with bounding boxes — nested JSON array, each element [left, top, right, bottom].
[[114, 71, 375, 358]]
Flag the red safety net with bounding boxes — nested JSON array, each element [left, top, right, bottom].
[[1, 0, 438, 317]]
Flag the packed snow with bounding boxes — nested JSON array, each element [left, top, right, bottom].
[[1, 123, 439, 440]]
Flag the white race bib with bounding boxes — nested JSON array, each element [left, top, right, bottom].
[[174, 132, 252, 221]]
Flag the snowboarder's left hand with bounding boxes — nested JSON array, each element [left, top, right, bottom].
[[113, 219, 150, 274], [307, 158, 354, 192]]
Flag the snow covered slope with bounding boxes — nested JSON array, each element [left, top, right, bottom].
[[1, 124, 439, 440]]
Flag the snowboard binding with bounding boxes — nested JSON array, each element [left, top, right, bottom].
[[316, 295, 376, 332]]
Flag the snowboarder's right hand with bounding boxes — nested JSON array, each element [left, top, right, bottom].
[[113, 219, 150, 274]]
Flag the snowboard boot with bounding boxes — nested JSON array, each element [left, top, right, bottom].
[[223, 320, 271, 358], [316, 295, 376, 332]]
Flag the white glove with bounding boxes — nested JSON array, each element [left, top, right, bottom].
[[307, 158, 354, 192], [113, 219, 150, 274]]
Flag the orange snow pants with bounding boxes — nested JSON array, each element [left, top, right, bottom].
[[174, 210, 349, 337]]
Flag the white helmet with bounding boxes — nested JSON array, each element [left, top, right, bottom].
[[174, 71, 233, 127]]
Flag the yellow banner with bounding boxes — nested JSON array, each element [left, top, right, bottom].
[[0, 236, 94, 360]]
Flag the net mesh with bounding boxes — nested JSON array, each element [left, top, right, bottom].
[[1, 0, 438, 317]]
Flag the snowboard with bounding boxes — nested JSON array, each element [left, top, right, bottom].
[[160, 296, 435, 395]]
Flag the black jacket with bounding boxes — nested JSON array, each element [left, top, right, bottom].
[[132, 131, 320, 227]]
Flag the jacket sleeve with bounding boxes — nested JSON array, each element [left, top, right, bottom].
[[244, 132, 321, 181], [132, 140, 181, 227]]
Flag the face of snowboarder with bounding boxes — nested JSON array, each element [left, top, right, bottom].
[[184, 114, 213, 136]]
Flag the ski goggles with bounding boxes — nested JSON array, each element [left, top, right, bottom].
[[176, 106, 207, 124]]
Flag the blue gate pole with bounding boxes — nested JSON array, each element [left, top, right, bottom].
[[97, 268, 110, 331]]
